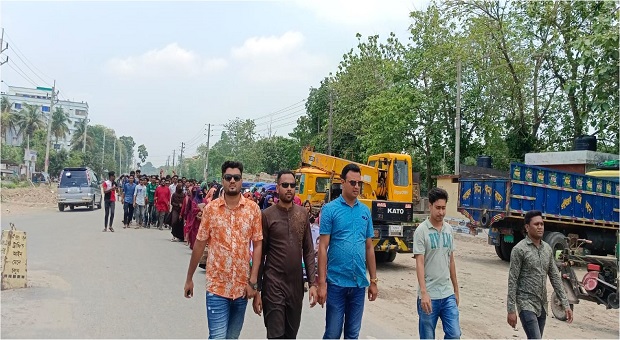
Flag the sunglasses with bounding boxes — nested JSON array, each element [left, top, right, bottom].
[[347, 180, 364, 187], [223, 174, 242, 182], [280, 182, 296, 189]]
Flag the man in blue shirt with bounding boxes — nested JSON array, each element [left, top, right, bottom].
[[317, 163, 378, 339], [122, 174, 137, 229]]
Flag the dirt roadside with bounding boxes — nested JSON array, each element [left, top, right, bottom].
[[1, 186, 59, 216]]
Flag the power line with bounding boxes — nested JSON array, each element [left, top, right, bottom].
[[3, 31, 55, 84], [3, 47, 52, 87], [6, 62, 38, 87]]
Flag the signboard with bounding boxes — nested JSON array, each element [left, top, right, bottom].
[[1, 224, 27, 290], [23, 149, 37, 162]]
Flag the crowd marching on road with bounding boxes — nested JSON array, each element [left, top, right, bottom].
[[100, 161, 575, 340]]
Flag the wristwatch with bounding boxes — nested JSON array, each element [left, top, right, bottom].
[[248, 280, 258, 290], [370, 277, 379, 285]]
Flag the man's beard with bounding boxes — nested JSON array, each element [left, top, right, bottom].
[[279, 194, 293, 204], [225, 188, 240, 197]]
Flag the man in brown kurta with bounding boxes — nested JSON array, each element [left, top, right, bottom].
[[254, 170, 318, 339]]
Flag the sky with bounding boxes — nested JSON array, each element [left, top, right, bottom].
[[1, 0, 428, 167]]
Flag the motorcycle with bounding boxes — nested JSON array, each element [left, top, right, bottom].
[[551, 237, 619, 321]]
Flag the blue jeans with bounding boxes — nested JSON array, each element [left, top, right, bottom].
[[323, 283, 365, 339], [417, 294, 461, 340], [205, 291, 247, 339], [519, 309, 546, 339]]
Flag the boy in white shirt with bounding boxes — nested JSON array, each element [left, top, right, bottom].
[[133, 177, 148, 229]]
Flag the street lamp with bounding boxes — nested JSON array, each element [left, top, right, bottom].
[[82, 118, 90, 154]]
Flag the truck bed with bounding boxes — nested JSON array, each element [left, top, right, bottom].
[[458, 163, 619, 229]]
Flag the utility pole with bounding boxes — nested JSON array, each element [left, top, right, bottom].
[[455, 60, 461, 176], [119, 149, 122, 176], [172, 149, 176, 170], [179, 142, 185, 177], [112, 139, 116, 174], [101, 129, 106, 171], [166, 155, 170, 173], [44, 80, 58, 174], [203, 123, 211, 181], [328, 80, 333, 156], [82, 118, 89, 154], [0, 28, 8, 66]]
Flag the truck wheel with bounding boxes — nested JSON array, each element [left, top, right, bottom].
[[89, 197, 95, 211], [375, 252, 388, 262], [499, 237, 513, 262], [495, 245, 507, 261], [58, 203, 65, 212], [544, 232, 567, 255], [386, 251, 397, 262], [551, 292, 573, 321]]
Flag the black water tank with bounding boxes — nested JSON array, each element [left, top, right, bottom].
[[574, 135, 597, 151], [477, 155, 493, 168]]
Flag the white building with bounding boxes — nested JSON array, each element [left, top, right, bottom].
[[2, 85, 89, 150]]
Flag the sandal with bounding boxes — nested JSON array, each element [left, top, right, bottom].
[[109, 227, 115, 232], [170, 238, 178, 242], [103, 228, 107, 232]]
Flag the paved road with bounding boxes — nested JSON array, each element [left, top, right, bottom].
[[1, 205, 407, 339]]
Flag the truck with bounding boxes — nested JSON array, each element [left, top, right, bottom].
[[458, 162, 619, 261], [295, 146, 423, 262]]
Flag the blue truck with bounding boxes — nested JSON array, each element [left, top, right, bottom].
[[458, 163, 619, 261]]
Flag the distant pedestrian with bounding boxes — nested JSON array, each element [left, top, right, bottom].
[[155, 179, 170, 230], [170, 185, 185, 241], [122, 175, 137, 229], [102, 171, 117, 232], [507, 210, 572, 339], [317, 164, 378, 339], [413, 187, 461, 340], [184, 161, 263, 339], [146, 176, 158, 228], [133, 177, 148, 229]]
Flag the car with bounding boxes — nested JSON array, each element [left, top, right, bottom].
[[56, 167, 102, 211]]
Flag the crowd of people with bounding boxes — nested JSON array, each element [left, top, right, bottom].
[[100, 160, 573, 340]]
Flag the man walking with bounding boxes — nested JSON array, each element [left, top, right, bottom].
[[146, 175, 157, 228], [317, 164, 378, 339], [133, 177, 147, 229], [122, 174, 137, 229], [102, 171, 117, 232], [155, 179, 170, 231], [184, 161, 263, 339], [253, 170, 318, 339], [413, 187, 461, 340], [507, 210, 573, 339]]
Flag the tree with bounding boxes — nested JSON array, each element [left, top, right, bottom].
[[70, 118, 92, 151], [137, 144, 148, 163], [119, 136, 136, 173], [15, 103, 45, 150], [1, 96, 18, 144], [51, 107, 70, 143]]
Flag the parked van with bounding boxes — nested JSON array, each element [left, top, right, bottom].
[[57, 167, 102, 211]]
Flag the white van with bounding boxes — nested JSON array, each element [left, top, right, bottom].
[[56, 167, 102, 211]]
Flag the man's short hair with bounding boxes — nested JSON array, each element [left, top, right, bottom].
[[428, 187, 449, 204], [108, 171, 115, 177], [221, 161, 244, 175], [341, 163, 361, 180], [130, 171, 135, 176], [276, 170, 295, 183], [525, 210, 543, 225]]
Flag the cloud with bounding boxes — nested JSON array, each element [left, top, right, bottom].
[[105, 43, 227, 78], [293, 0, 420, 26], [231, 31, 330, 83]]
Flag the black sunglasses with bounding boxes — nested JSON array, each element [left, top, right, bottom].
[[280, 182, 296, 189], [223, 174, 242, 182], [347, 180, 364, 187]]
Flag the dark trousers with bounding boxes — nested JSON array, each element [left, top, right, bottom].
[[519, 309, 546, 339], [147, 202, 156, 225], [104, 201, 115, 227], [123, 202, 134, 225]]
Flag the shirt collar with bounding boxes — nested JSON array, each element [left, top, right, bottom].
[[215, 194, 247, 207], [337, 195, 359, 206]]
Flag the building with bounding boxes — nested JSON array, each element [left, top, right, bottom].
[[2, 85, 89, 150]]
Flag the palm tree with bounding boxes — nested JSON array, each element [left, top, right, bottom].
[[70, 118, 92, 151], [1, 96, 18, 143], [50, 107, 70, 144], [15, 103, 45, 150]]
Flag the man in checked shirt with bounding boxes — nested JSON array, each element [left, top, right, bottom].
[[507, 210, 573, 339]]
